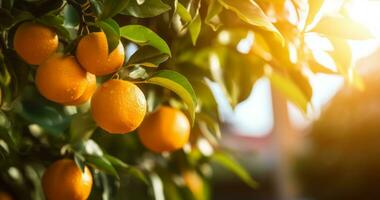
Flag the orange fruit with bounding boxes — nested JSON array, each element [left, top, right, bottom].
[[69, 74, 97, 105], [91, 79, 146, 134], [76, 32, 125, 76], [0, 191, 12, 200], [35, 54, 96, 105], [182, 170, 204, 199], [42, 159, 92, 200], [13, 22, 58, 65], [138, 106, 191, 152]]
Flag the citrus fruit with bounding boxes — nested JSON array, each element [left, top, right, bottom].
[[0, 191, 12, 200], [42, 159, 92, 200], [182, 170, 204, 199], [35, 54, 96, 104], [13, 22, 58, 65], [76, 32, 125, 76], [138, 106, 190, 152], [91, 79, 146, 133], [69, 73, 97, 105]]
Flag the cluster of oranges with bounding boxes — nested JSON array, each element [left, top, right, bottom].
[[13, 22, 192, 199]]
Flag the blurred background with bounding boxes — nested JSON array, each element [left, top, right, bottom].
[[210, 0, 380, 199]]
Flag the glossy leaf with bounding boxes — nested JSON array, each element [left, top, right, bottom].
[[97, 18, 121, 51], [85, 154, 119, 178], [188, 13, 202, 45], [205, 0, 223, 31], [218, 0, 284, 44], [37, 15, 71, 40], [104, 154, 129, 168], [120, 25, 171, 56], [176, 2, 192, 23], [146, 70, 197, 124], [212, 152, 258, 188], [127, 46, 169, 68], [121, 0, 171, 18], [101, 0, 130, 19], [310, 15, 374, 40]]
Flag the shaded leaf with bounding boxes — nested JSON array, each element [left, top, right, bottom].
[[127, 46, 169, 68], [127, 167, 148, 184], [120, 25, 171, 56], [146, 70, 197, 124], [101, 0, 130, 19], [121, 0, 171, 18], [212, 152, 258, 188], [310, 15, 374, 40], [16, 86, 69, 135], [70, 112, 97, 144], [37, 15, 71, 40], [97, 18, 120, 52]]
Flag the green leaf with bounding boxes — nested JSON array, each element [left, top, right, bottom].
[[127, 46, 169, 68], [310, 15, 374, 40], [188, 14, 202, 45], [70, 112, 97, 144], [104, 154, 129, 168], [305, 0, 325, 27], [85, 155, 119, 178], [101, 0, 130, 19], [17, 86, 69, 135], [205, 0, 223, 31], [97, 18, 121, 52], [217, 0, 284, 44], [63, 4, 80, 27], [0, 8, 14, 29], [268, 70, 309, 112], [121, 0, 171, 18], [120, 25, 171, 56], [145, 70, 197, 124], [37, 15, 71, 40], [176, 2, 192, 23], [127, 167, 148, 184], [212, 152, 258, 188]]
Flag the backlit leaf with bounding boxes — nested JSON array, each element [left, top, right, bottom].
[[145, 70, 197, 124], [218, 0, 284, 44], [120, 25, 171, 56], [310, 15, 374, 40]]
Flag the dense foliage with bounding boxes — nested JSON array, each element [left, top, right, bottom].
[[0, 0, 372, 199]]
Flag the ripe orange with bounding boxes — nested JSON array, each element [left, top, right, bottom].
[[69, 73, 97, 105], [35, 54, 96, 105], [42, 159, 92, 200], [0, 191, 12, 200], [138, 106, 191, 152], [76, 32, 125, 76], [182, 170, 204, 199], [91, 79, 146, 134], [13, 22, 58, 65]]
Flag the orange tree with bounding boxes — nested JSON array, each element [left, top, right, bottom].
[[0, 0, 371, 199]]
